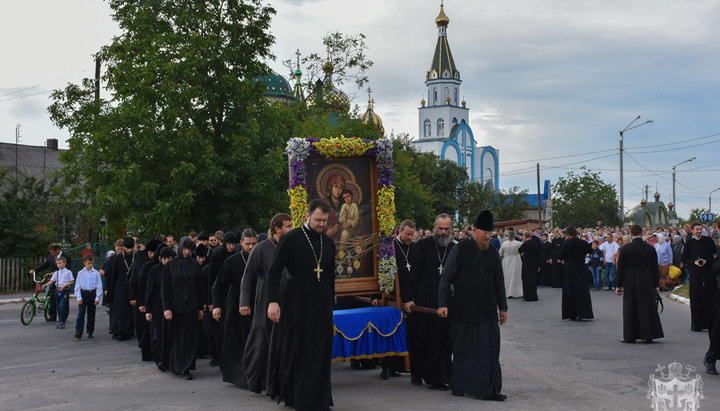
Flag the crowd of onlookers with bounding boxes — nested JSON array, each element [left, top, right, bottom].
[[412, 221, 720, 292]]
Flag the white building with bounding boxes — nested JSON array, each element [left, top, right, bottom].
[[413, 3, 500, 189]]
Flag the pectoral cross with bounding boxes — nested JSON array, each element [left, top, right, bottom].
[[406, 263, 411, 271], [314, 265, 323, 281], [438, 264, 444, 275]]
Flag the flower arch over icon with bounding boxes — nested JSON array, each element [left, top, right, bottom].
[[285, 136, 397, 294]]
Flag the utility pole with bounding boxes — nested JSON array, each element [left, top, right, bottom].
[[672, 157, 695, 210], [619, 116, 653, 220], [14, 123, 22, 181], [95, 57, 101, 101], [536, 163, 542, 224]]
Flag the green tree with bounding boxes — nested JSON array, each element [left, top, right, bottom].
[[552, 167, 621, 228], [686, 208, 710, 224], [490, 186, 530, 222], [0, 169, 55, 257], [458, 180, 493, 224], [49, 0, 278, 238], [389, 133, 436, 228]]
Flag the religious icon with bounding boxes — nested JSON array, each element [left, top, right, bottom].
[[306, 158, 376, 279]]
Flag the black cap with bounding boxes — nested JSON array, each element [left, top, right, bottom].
[[158, 247, 176, 259], [181, 238, 194, 250], [224, 232, 238, 244], [123, 237, 135, 249], [198, 231, 209, 241], [473, 210, 494, 231], [145, 239, 161, 252], [194, 243, 209, 258]]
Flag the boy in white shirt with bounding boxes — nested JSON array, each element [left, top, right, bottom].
[[42, 256, 74, 329], [74, 254, 103, 338]]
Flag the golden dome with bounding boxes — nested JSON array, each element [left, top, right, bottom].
[[435, 3, 449, 27], [322, 57, 334, 74], [361, 90, 384, 135]]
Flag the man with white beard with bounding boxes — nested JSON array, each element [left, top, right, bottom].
[[404, 213, 455, 390]]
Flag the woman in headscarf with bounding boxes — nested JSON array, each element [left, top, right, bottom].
[[655, 233, 674, 290]]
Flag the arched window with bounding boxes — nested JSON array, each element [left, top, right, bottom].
[[437, 118, 445, 137], [433, 88, 437, 105], [444, 87, 449, 102], [424, 119, 431, 137], [454, 88, 458, 105], [452, 117, 458, 126]]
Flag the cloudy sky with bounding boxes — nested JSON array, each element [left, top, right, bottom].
[[2, 0, 720, 219]]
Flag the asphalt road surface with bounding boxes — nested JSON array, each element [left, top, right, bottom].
[[1, 286, 718, 410]]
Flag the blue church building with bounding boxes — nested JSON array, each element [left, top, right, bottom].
[[413, 3, 500, 189]]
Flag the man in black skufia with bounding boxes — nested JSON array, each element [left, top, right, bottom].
[[682, 222, 718, 331], [518, 231, 540, 301], [162, 239, 203, 380], [145, 246, 175, 371], [404, 213, 454, 390], [550, 231, 565, 288], [129, 239, 153, 353], [438, 210, 508, 401], [240, 213, 293, 393], [559, 227, 594, 321], [133, 239, 161, 361], [29, 243, 72, 321], [540, 233, 553, 286], [615, 224, 664, 344], [213, 229, 256, 386], [106, 237, 136, 340], [266, 199, 336, 411]]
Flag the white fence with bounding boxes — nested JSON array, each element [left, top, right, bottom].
[[0, 257, 44, 293]]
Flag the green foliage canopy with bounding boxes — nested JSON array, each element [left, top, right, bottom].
[[552, 167, 621, 228]]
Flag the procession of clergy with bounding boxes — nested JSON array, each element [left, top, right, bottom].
[[100, 197, 714, 411]]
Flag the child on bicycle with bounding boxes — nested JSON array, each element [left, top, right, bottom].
[[42, 256, 74, 329], [74, 254, 103, 338]]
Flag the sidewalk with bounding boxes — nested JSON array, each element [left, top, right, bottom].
[[0, 292, 76, 304]]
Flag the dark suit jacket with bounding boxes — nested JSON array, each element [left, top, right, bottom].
[[34, 251, 72, 273]]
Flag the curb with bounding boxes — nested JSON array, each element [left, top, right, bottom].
[[667, 292, 689, 306], [0, 295, 77, 305]]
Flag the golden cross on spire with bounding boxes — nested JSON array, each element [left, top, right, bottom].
[[295, 49, 301, 70]]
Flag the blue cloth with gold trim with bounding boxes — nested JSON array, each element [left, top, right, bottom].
[[332, 306, 408, 362]]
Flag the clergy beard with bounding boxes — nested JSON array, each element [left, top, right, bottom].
[[433, 230, 452, 248]]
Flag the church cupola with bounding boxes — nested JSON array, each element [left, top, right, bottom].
[[292, 49, 305, 105], [361, 87, 384, 136], [427, 1, 460, 83]]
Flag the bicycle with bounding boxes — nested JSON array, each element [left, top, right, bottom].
[[20, 272, 53, 325]]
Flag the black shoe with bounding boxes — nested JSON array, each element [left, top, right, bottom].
[[182, 371, 193, 380], [380, 368, 389, 380], [350, 360, 361, 370], [644, 339, 654, 344], [410, 374, 423, 386], [74, 333, 82, 339], [483, 393, 507, 401], [157, 363, 167, 372], [704, 360, 718, 375], [209, 359, 218, 367], [452, 390, 464, 396], [430, 383, 449, 391], [87, 333, 93, 338], [389, 370, 401, 377], [620, 339, 635, 344]]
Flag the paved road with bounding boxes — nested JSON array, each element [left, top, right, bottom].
[[1, 287, 717, 410]]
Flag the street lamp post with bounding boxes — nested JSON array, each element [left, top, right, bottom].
[[710, 187, 720, 213], [619, 116, 653, 220], [672, 156, 696, 211]]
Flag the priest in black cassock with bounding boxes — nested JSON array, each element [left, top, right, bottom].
[[145, 246, 175, 371], [438, 210, 508, 401], [540, 233, 553, 286], [518, 231, 540, 301], [266, 199, 336, 411], [106, 237, 136, 340], [682, 222, 718, 331], [162, 239, 203, 379], [202, 238, 228, 366], [705, 258, 720, 374], [404, 213, 454, 389], [559, 227, 594, 321], [212, 230, 255, 386], [615, 224, 664, 343], [550, 231, 565, 288], [134, 239, 161, 361], [240, 213, 293, 393]]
